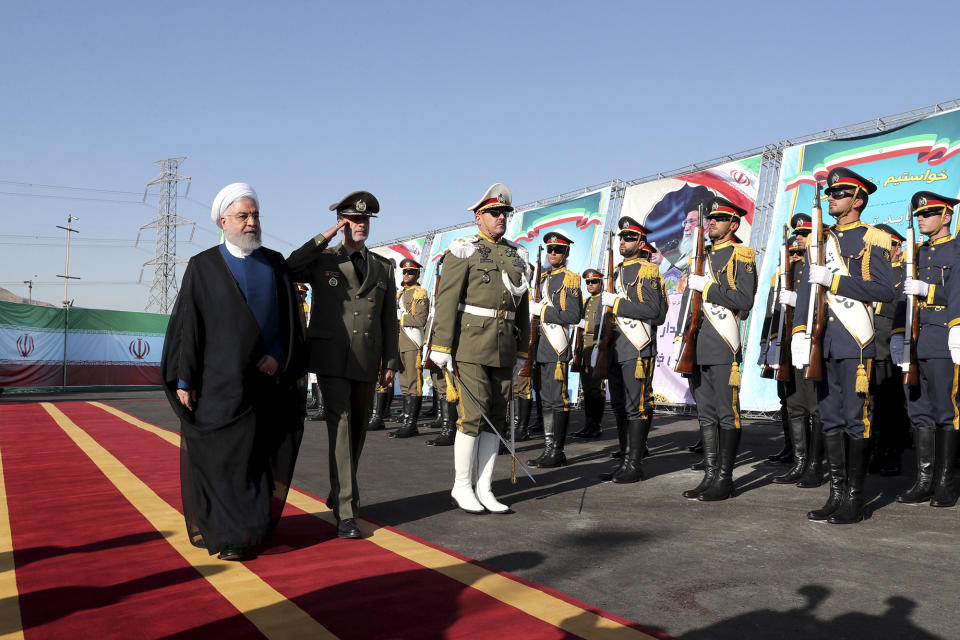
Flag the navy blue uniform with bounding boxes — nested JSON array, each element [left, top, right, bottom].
[[535, 267, 582, 412]]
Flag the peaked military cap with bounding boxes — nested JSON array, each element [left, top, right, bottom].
[[470, 183, 514, 214], [705, 196, 747, 220], [911, 190, 960, 215], [638, 240, 660, 256], [787, 235, 802, 251], [544, 231, 573, 246], [330, 190, 380, 216], [618, 216, 650, 236], [873, 223, 905, 243], [399, 258, 423, 270], [824, 167, 877, 195], [791, 212, 812, 233], [583, 268, 603, 280]]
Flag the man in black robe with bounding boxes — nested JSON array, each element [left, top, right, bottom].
[[161, 182, 307, 560]]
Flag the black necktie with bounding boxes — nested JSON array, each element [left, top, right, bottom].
[[351, 251, 366, 280]]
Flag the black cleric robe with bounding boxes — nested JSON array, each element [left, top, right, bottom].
[[160, 245, 308, 555]]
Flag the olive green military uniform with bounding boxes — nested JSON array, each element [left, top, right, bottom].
[[432, 233, 530, 436], [397, 283, 429, 395], [287, 234, 400, 521]]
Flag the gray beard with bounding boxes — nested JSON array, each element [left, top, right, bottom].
[[227, 229, 262, 251], [677, 234, 694, 261]]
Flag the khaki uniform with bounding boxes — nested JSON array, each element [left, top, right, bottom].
[[288, 234, 400, 520], [579, 292, 605, 407], [432, 233, 530, 436], [397, 283, 429, 395]]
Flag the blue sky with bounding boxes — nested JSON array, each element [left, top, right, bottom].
[[2, 0, 958, 311]]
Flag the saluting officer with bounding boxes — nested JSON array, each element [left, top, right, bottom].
[[429, 183, 530, 514], [571, 268, 606, 439], [597, 218, 668, 484], [791, 167, 895, 525], [869, 224, 908, 476], [891, 191, 960, 508], [527, 231, 583, 468], [389, 258, 430, 439], [288, 190, 400, 539], [682, 198, 757, 501]]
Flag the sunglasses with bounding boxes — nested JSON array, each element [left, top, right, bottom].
[[826, 190, 854, 200], [585, 279, 602, 285], [546, 245, 568, 254], [402, 269, 419, 275], [708, 215, 733, 222], [483, 209, 509, 218], [916, 210, 943, 218], [619, 233, 640, 242], [789, 249, 804, 256]]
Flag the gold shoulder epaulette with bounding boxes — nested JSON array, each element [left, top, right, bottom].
[[733, 246, 756, 263], [863, 225, 893, 251], [412, 286, 428, 300], [563, 270, 581, 289], [636, 261, 660, 279]]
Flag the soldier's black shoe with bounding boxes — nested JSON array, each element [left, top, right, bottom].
[[422, 388, 439, 418], [828, 435, 870, 524], [572, 423, 602, 438], [699, 428, 741, 501], [767, 409, 793, 462], [218, 546, 248, 561], [808, 432, 847, 520], [527, 395, 544, 434], [896, 429, 935, 503], [796, 419, 825, 487], [514, 397, 533, 442], [337, 518, 362, 539], [683, 423, 718, 499], [535, 412, 569, 468], [426, 399, 456, 446], [773, 414, 809, 484], [931, 429, 959, 507], [367, 391, 390, 431], [390, 396, 422, 438], [613, 418, 650, 483]]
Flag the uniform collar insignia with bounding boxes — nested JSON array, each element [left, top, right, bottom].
[[834, 221, 862, 231]]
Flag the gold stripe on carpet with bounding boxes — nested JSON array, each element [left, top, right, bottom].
[[0, 432, 25, 640]]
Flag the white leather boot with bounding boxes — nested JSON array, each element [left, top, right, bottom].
[[451, 431, 485, 513], [475, 431, 511, 513]]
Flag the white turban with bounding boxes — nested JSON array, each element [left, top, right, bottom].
[[211, 182, 259, 228]]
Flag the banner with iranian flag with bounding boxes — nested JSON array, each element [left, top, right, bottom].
[[743, 106, 960, 411], [619, 156, 762, 404], [0, 301, 167, 388], [371, 236, 427, 287]]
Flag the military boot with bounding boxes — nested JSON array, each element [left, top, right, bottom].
[[808, 431, 847, 520], [773, 413, 809, 484], [451, 431, 484, 513], [476, 432, 511, 513], [896, 429, 935, 504], [767, 409, 794, 463], [514, 397, 533, 442], [613, 417, 651, 483], [828, 435, 870, 524], [390, 396, 422, 438], [385, 389, 398, 423], [528, 412, 555, 467], [528, 395, 544, 435], [426, 399, 457, 446], [796, 418, 825, 487], [683, 422, 719, 499], [930, 429, 959, 507], [610, 412, 628, 459], [688, 438, 703, 453], [573, 396, 603, 438], [422, 388, 439, 419], [699, 428, 741, 501], [367, 391, 390, 431], [535, 412, 569, 468]]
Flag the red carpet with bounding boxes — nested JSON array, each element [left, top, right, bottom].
[[0, 401, 672, 640]]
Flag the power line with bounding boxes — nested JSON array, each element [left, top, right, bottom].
[[0, 179, 144, 195], [0, 190, 152, 205], [0, 280, 146, 286]]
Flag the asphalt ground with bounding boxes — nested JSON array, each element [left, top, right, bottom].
[[3, 389, 957, 640]]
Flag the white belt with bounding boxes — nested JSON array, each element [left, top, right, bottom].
[[458, 303, 515, 320]]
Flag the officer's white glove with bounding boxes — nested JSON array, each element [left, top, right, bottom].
[[429, 351, 454, 372], [687, 274, 708, 292], [791, 334, 811, 369], [949, 326, 960, 365], [576, 319, 586, 330], [903, 278, 930, 297], [528, 300, 544, 317], [808, 265, 832, 287], [513, 358, 527, 378], [778, 289, 798, 308], [600, 291, 620, 308], [890, 333, 905, 367], [396, 309, 403, 321]]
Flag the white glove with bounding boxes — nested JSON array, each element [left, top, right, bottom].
[[949, 326, 960, 365], [687, 274, 708, 292], [429, 351, 454, 372], [576, 319, 586, 329], [791, 334, 811, 369], [903, 278, 930, 297], [397, 308, 403, 320], [808, 264, 832, 287], [528, 300, 544, 317], [778, 289, 798, 308], [890, 333, 905, 367], [601, 291, 620, 307], [513, 358, 527, 378]]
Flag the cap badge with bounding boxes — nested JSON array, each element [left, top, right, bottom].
[[355, 200, 367, 213], [830, 173, 839, 185], [711, 201, 720, 211], [918, 196, 927, 207], [496, 193, 506, 204], [329, 277, 338, 287]]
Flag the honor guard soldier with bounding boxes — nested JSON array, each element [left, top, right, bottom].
[[891, 191, 960, 508], [527, 231, 583, 468], [597, 218, 668, 483], [429, 183, 530, 514], [682, 198, 757, 500], [772, 215, 825, 487], [389, 259, 430, 438], [791, 167, 895, 524], [571, 268, 606, 439], [869, 224, 908, 476], [511, 262, 538, 442], [288, 190, 400, 539]]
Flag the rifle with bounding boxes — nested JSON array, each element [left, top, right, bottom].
[[571, 317, 585, 373], [592, 232, 617, 379], [422, 260, 442, 371], [775, 224, 794, 381], [517, 246, 543, 377], [673, 204, 705, 375], [804, 184, 826, 381], [758, 246, 780, 379], [902, 203, 919, 385]]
